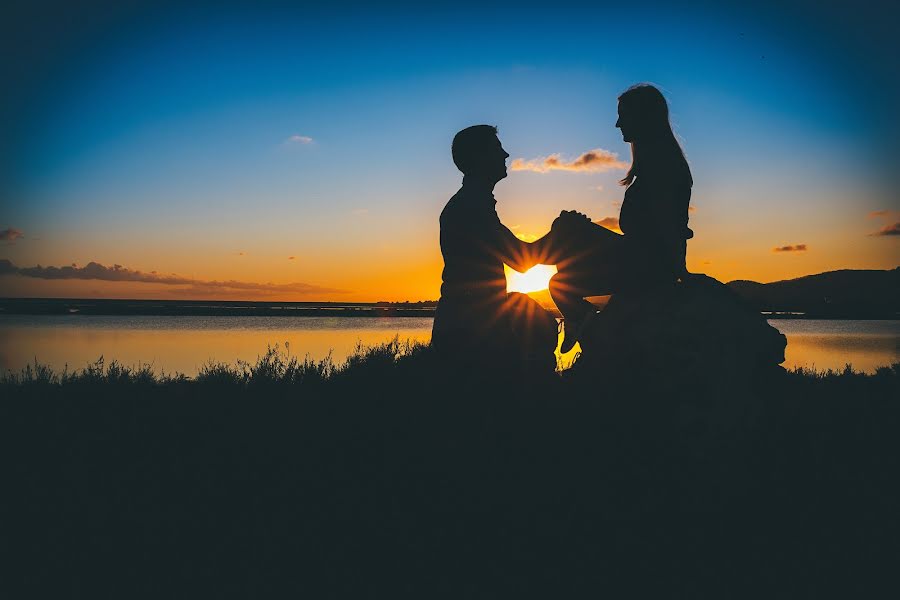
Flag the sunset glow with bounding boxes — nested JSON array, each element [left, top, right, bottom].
[[1, 3, 896, 302], [506, 264, 558, 295]]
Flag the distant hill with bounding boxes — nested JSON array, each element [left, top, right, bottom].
[[2, 268, 896, 319], [727, 268, 899, 317], [528, 268, 900, 318]]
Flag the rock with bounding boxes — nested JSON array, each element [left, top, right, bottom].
[[572, 273, 787, 432]]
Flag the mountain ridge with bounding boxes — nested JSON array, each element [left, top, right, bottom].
[[527, 267, 899, 318], [725, 267, 899, 317]]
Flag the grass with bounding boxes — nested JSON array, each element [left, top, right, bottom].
[[3, 336, 896, 388], [0, 338, 427, 387], [2, 342, 899, 597]]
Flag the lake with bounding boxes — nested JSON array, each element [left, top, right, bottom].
[[1, 315, 897, 376]]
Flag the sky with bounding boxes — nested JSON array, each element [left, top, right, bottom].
[[1, 0, 898, 301]]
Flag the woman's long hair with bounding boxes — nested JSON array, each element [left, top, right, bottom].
[[618, 84, 692, 188]]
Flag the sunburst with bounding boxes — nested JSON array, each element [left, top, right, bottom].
[[505, 264, 558, 294]]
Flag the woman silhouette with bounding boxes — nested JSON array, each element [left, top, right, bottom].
[[550, 84, 693, 353]]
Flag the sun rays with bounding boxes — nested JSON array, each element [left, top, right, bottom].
[[505, 264, 558, 294]]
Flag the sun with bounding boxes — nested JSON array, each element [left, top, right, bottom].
[[505, 264, 558, 294]]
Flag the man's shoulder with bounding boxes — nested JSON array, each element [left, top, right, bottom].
[[440, 185, 499, 231]]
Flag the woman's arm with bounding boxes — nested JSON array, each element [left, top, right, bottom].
[[649, 182, 691, 241], [640, 180, 692, 275]]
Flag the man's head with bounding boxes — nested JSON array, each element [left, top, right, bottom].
[[451, 125, 509, 184]]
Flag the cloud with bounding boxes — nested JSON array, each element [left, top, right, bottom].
[[1, 227, 24, 242], [772, 244, 808, 252], [0, 259, 346, 296], [511, 148, 627, 173], [514, 232, 539, 242], [594, 217, 621, 232], [285, 134, 314, 145], [869, 210, 890, 218], [288, 256, 296, 260], [869, 222, 900, 237]]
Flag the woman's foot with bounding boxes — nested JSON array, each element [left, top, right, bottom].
[[560, 325, 579, 354], [560, 312, 596, 354]]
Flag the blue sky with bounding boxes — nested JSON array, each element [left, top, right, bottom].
[[1, 0, 897, 300]]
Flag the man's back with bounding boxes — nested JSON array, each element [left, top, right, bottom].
[[438, 183, 508, 309]]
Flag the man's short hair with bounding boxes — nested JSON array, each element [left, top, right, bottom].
[[451, 124, 499, 174]]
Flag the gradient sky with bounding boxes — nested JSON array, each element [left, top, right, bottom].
[[1, 0, 898, 301]]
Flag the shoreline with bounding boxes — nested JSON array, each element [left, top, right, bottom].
[[2, 298, 898, 320]]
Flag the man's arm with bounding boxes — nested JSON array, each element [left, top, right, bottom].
[[495, 209, 599, 271], [493, 222, 553, 273]]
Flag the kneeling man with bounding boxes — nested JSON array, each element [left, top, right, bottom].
[[431, 125, 558, 370]]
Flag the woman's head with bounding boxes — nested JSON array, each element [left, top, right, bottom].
[[616, 84, 671, 143], [616, 84, 691, 186]]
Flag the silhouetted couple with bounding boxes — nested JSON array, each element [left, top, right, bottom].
[[432, 84, 693, 371]]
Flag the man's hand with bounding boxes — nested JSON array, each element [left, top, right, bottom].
[[551, 209, 594, 237], [559, 209, 592, 223]]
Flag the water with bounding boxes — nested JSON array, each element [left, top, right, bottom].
[[0, 315, 435, 377], [769, 319, 899, 373], [1, 315, 897, 376]]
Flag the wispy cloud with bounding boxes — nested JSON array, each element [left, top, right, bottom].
[[869, 209, 890, 218], [772, 244, 808, 252], [869, 222, 900, 237], [511, 148, 627, 174], [285, 134, 314, 145], [0, 259, 346, 296], [1, 227, 24, 243], [288, 256, 296, 260]]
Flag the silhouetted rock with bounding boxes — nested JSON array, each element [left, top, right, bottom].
[[573, 273, 787, 430]]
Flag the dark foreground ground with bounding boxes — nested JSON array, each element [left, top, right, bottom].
[[3, 343, 899, 598]]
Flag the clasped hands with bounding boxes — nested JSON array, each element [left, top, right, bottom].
[[551, 209, 593, 235]]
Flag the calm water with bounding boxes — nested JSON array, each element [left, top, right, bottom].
[[1, 315, 898, 376]]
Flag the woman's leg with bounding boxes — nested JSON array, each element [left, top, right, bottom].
[[549, 269, 612, 325], [549, 224, 628, 352]]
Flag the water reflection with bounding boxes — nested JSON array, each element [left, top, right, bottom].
[[772, 319, 899, 373], [0, 316, 435, 376], [0, 316, 897, 376]]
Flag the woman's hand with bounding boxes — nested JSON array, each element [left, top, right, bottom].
[[559, 209, 592, 222], [552, 210, 593, 233]]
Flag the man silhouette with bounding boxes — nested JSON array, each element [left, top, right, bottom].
[[431, 125, 558, 371]]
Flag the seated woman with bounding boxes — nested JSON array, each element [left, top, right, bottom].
[[550, 84, 694, 353]]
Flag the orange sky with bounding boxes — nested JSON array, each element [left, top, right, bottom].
[[2, 199, 897, 302]]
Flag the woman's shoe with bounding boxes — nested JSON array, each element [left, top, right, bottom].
[[560, 318, 579, 354], [559, 312, 597, 354]]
